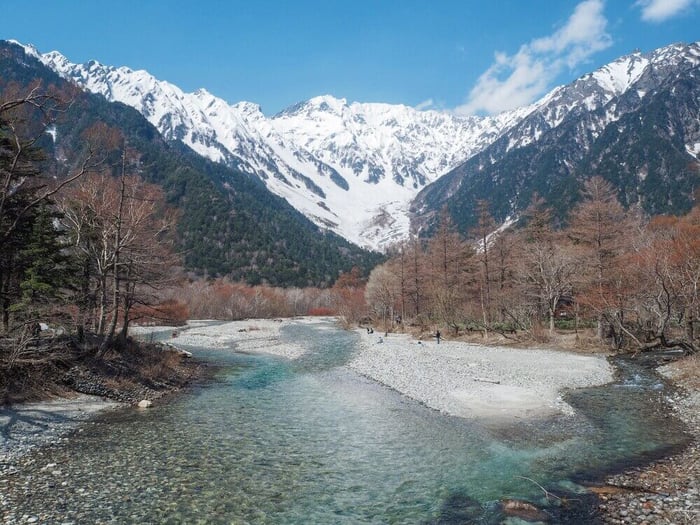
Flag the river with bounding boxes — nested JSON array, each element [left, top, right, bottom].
[[0, 319, 689, 524]]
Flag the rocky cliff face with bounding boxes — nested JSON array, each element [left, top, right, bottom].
[[25, 40, 700, 247], [412, 42, 700, 234]]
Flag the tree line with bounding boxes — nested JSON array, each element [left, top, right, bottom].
[[3, 83, 699, 366], [1, 85, 181, 367], [364, 178, 700, 354]]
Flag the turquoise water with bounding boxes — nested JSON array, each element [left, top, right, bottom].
[[5, 320, 689, 523]]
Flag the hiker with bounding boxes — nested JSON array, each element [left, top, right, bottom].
[[436, 330, 441, 344]]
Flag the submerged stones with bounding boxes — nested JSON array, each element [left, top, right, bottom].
[[501, 499, 551, 522]]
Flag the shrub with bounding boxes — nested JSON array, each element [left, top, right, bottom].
[[307, 307, 335, 316]]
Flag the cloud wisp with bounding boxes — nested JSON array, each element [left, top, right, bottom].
[[414, 98, 435, 111], [635, 0, 696, 22], [456, 0, 612, 116]]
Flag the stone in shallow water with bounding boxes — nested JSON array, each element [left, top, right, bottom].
[[137, 400, 153, 409], [501, 499, 550, 522]]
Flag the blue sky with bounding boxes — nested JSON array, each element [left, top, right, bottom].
[[2, 0, 698, 115]]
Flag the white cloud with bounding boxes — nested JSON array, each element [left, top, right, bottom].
[[414, 98, 435, 111], [455, 0, 612, 115], [635, 0, 696, 22]]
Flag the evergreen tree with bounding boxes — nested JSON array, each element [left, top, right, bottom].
[[15, 204, 71, 310]]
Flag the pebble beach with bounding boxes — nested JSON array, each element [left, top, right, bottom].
[[349, 329, 614, 420], [2, 318, 698, 523]]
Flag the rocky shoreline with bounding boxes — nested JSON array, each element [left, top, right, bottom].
[[596, 358, 700, 524], [349, 329, 614, 420], [2, 320, 698, 523], [350, 328, 700, 523], [1, 338, 206, 478]]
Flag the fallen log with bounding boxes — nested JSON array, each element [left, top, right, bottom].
[[587, 483, 670, 497], [472, 377, 501, 384]]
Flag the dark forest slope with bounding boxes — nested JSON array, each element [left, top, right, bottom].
[[0, 41, 381, 286]]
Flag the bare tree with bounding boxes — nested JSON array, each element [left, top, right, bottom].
[[568, 176, 631, 341], [515, 198, 577, 335], [426, 211, 472, 334], [365, 262, 400, 333], [57, 141, 181, 353], [472, 200, 496, 328]]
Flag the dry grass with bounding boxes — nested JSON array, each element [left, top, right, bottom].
[[665, 353, 700, 389], [96, 339, 196, 391], [2, 334, 200, 405]]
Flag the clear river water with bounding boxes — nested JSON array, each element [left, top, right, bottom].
[[4, 320, 690, 524]]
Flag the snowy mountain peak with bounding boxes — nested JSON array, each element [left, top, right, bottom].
[[32, 43, 521, 250], [22, 38, 699, 250], [232, 101, 264, 119], [586, 41, 700, 96], [589, 52, 649, 95], [308, 94, 348, 111]]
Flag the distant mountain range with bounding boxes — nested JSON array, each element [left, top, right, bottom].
[[7, 39, 700, 254], [0, 41, 382, 287], [413, 42, 700, 233], [28, 44, 529, 249]]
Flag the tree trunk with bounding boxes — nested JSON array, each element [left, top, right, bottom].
[[549, 307, 555, 334], [1, 268, 11, 334], [76, 257, 91, 343], [98, 149, 127, 357], [118, 268, 134, 345]]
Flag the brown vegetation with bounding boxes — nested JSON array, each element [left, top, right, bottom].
[[0, 87, 190, 401], [363, 178, 700, 354], [167, 278, 336, 320], [1, 330, 199, 405]]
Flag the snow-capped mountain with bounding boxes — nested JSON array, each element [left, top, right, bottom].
[[412, 42, 700, 233], [28, 44, 530, 250], [18, 40, 700, 249]]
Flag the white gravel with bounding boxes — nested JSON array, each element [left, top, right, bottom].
[[138, 319, 615, 421], [348, 330, 614, 421], [132, 318, 309, 360], [1, 395, 119, 470]]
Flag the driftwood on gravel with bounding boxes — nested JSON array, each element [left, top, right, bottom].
[[472, 377, 501, 384]]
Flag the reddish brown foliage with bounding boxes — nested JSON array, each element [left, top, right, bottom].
[[307, 307, 336, 316], [131, 299, 189, 326]]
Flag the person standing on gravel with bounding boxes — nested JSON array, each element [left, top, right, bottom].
[[436, 330, 441, 344]]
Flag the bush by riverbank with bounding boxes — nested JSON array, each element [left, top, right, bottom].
[[1, 333, 203, 406]]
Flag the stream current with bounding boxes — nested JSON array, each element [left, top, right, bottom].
[[2, 320, 689, 523]]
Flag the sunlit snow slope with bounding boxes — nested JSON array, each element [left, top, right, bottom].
[[27, 40, 699, 250], [31, 46, 525, 250]]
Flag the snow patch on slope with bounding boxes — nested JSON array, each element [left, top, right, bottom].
[[36, 46, 522, 250]]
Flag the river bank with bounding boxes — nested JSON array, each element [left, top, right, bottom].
[[347, 327, 699, 522], [595, 355, 700, 524], [1, 334, 205, 478], [2, 318, 698, 523], [349, 329, 614, 421]]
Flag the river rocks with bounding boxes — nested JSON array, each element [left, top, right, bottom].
[[597, 361, 700, 524], [501, 499, 550, 522], [137, 399, 153, 408]]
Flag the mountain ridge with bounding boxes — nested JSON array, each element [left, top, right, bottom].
[[14, 39, 700, 248], [411, 41, 700, 233], [29, 43, 532, 249]]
